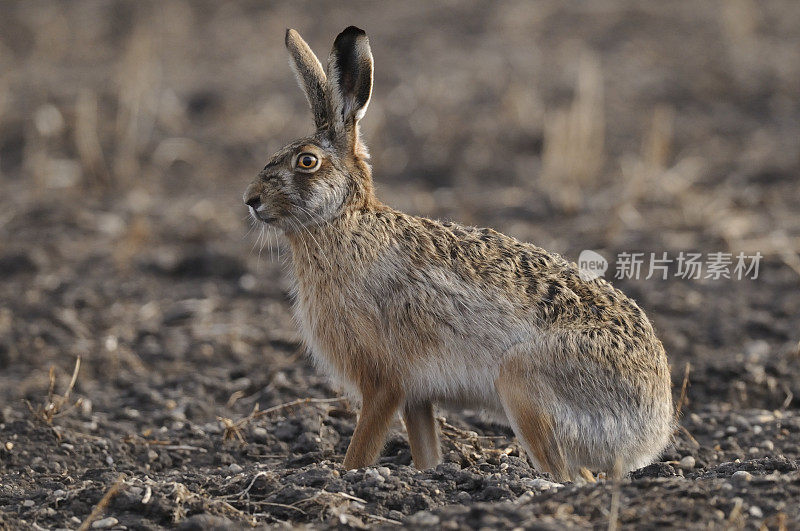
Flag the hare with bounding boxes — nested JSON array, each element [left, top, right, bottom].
[[243, 26, 673, 482]]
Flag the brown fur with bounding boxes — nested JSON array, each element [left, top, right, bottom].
[[243, 27, 673, 478], [402, 401, 441, 470]]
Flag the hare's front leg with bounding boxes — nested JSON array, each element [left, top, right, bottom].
[[342, 386, 403, 469], [402, 401, 441, 469]]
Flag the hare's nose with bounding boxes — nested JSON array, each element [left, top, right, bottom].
[[245, 195, 261, 210]]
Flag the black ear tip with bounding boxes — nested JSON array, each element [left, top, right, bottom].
[[343, 26, 366, 35], [337, 26, 367, 41]]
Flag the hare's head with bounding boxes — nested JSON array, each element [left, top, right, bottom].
[[244, 27, 376, 231]]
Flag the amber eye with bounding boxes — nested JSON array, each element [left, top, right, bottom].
[[296, 153, 319, 170]]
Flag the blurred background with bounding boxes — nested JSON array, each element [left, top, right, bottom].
[[1, 0, 799, 424]]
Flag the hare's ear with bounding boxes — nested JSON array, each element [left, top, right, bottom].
[[327, 26, 373, 146], [286, 29, 329, 130]]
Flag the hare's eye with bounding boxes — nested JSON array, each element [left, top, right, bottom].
[[296, 153, 319, 170]]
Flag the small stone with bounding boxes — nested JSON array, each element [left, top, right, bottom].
[[732, 470, 752, 482], [364, 468, 385, 482], [731, 414, 750, 429], [725, 426, 737, 435], [377, 466, 391, 478], [456, 491, 472, 503], [22, 500, 35, 507], [760, 440, 774, 451], [408, 511, 440, 526], [749, 506, 763, 518], [91, 517, 119, 529], [228, 463, 243, 473], [524, 478, 562, 491], [252, 427, 268, 443], [53, 490, 66, 499], [679, 456, 696, 470], [756, 413, 774, 423]]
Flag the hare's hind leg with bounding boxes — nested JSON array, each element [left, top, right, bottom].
[[579, 467, 596, 483], [495, 355, 570, 482], [402, 401, 441, 469], [343, 386, 403, 469]]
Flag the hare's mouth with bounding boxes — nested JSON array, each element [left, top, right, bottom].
[[249, 207, 277, 224]]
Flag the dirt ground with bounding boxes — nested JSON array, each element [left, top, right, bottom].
[[1, 1, 800, 529]]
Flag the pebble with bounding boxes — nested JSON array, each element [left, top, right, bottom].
[[377, 466, 391, 478], [91, 517, 119, 529], [679, 456, 696, 470], [749, 506, 763, 518], [228, 463, 243, 473], [22, 499, 35, 507], [252, 427, 268, 443], [53, 489, 66, 499], [731, 414, 750, 429], [756, 413, 774, 423], [760, 440, 774, 451], [731, 470, 752, 482], [364, 468, 385, 482], [408, 511, 440, 526], [523, 478, 562, 491]]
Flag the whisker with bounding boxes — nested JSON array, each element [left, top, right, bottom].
[[267, 223, 273, 263], [275, 227, 285, 267], [257, 225, 267, 270], [290, 213, 332, 269], [242, 217, 257, 240], [286, 216, 315, 272], [250, 222, 263, 255]]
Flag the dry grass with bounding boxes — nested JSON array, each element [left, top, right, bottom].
[[114, 22, 160, 185], [607, 104, 680, 237], [78, 474, 126, 531], [540, 50, 605, 213], [674, 362, 691, 421], [25, 356, 82, 425], [74, 90, 109, 187], [217, 397, 348, 442]]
